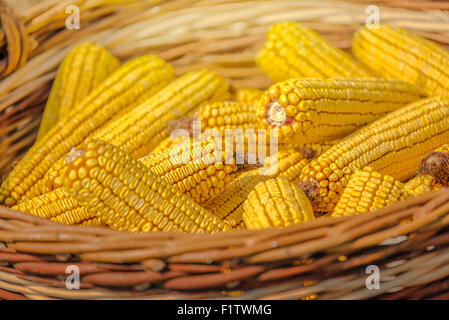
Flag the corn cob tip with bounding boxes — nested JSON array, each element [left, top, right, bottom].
[[297, 179, 324, 213], [235, 152, 264, 172], [264, 100, 288, 128], [417, 151, 449, 185], [243, 177, 315, 229], [294, 147, 315, 160]]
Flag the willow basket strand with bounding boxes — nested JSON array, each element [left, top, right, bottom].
[[1, 0, 449, 300]]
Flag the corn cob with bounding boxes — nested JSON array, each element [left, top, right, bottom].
[[223, 206, 246, 229], [263, 146, 312, 179], [299, 97, 449, 213], [0, 55, 175, 206], [152, 135, 186, 154], [96, 72, 230, 145], [404, 144, 449, 196], [204, 170, 268, 220], [91, 69, 229, 158], [404, 175, 443, 197], [78, 217, 106, 228], [152, 100, 218, 154], [139, 139, 259, 204], [37, 43, 121, 140], [152, 101, 259, 153], [267, 140, 340, 183], [235, 88, 263, 105], [12, 188, 96, 225], [44, 137, 261, 204], [282, 140, 338, 158], [353, 24, 449, 98], [331, 167, 409, 217], [42, 95, 231, 194], [233, 221, 247, 230], [257, 78, 421, 144], [62, 139, 231, 233], [154, 133, 276, 162], [256, 21, 372, 82], [243, 178, 315, 229], [195, 101, 257, 136]]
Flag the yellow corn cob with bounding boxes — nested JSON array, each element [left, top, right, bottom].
[[243, 177, 315, 229], [41, 95, 232, 194], [404, 175, 443, 197], [233, 221, 247, 230], [62, 139, 231, 233], [196, 101, 257, 136], [353, 25, 449, 98], [404, 144, 449, 196], [154, 133, 275, 162], [96, 71, 230, 145], [159, 144, 317, 225], [91, 69, 230, 158], [152, 135, 186, 154], [234, 88, 263, 105], [204, 170, 268, 220], [78, 217, 106, 228], [263, 146, 312, 179], [276, 140, 339, 160], [268, 140, 340, 183], [257, 78, 421, 144], [37, 43, 120, 139], [299, 97, 449, 213], [139, 139, 259, 204], [12, 188, 96, 225], [256, 21, 372, 82], [43, 138, 261, 205], [152, 101, 259, 153], [331, 167, 409, 217], [223, 205, 246, 229], [0, 55, 175, 206]]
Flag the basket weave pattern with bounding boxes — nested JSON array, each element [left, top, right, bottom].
[[2, 0, 449, 300]]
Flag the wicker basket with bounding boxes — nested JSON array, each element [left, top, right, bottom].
[[2, 0, 449, 300]]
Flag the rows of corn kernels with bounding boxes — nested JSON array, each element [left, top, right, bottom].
[[1, 22, 449, 233]]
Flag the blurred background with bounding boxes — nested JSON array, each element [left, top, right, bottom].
[[6, 0, 44, 13]]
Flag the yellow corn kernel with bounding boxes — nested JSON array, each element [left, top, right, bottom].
[[332, 167, 410, 217], [152, 100, 264, 155], [37, 43, 120, 139], [92, 69, 229, 158], [234, 88, 263, 105], [257, 78, 421, 144], [78, 217, 106, 228], [12, 188, 96, 225], [197, 101, 258, 136], [256, 21, 372, 82], [404, 175, 442, 197], [263, 146, 312, 180], [0, 55, 175, 206], [233, 221, 247, 230], [243, 177, 315, 229], [271, 140, 341, 183], [280, 140, 340, 158], [223, 205, 246, 229], [204, 170, 268, 221], [139, 139, 256, 204], [62, 139, 231, 233], [353, 24, 449, 97], [299, 98, 449, 213]]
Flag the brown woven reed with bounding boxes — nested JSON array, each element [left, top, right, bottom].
[[2, 0, 449, 300]]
